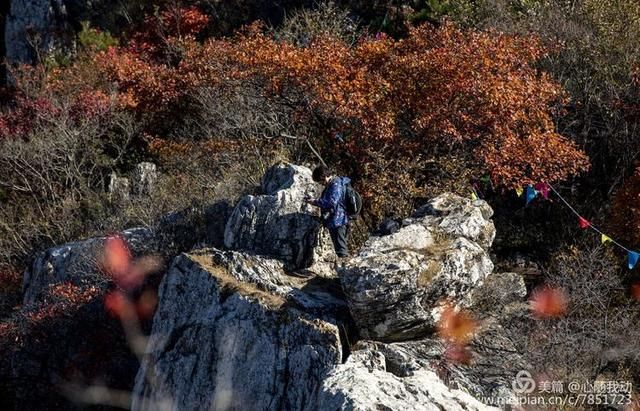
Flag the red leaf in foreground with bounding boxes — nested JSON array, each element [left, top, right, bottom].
[[437, 303, 477, 345], [103, 236, 131, 278], [529, 286, 568, 319], [104, 291, 135, 320]]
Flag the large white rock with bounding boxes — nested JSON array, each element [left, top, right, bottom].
[[319, 343, 497, 411], [224, 163, 335, 273], [132, 249, 501, 411], [132, 250, 345, 411], [132, 162, 158, 196], [339, 193, 495, 342]]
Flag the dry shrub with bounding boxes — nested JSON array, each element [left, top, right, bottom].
[[275, 2, 361, 46], [525, 246, 640, 387]]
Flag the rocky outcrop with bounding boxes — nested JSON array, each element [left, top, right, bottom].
[[23, 227, 156, 304], [224, 163, 335, 273], [319, 343, 496, 410], [339, 193, 495, 342], [4, 0, 125, 66], [17, 163, 530, 411], [132, 250, 346, 411], [132, 249, 497, 411], [5, 0, 63, 64], [132, 162, 158, 196], [410, 194, 496, 249]]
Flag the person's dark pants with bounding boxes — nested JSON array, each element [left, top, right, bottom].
[[328, 224, 349, 257]]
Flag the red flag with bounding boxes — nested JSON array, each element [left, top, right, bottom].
[[578, 216, 591, 229]]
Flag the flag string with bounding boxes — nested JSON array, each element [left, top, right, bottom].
[[470, 180, 640, 269], [546, 184, 632, 253]]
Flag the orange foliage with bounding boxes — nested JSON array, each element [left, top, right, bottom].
[[631, 283, 640, 301], [2, 6, 589, 188], [97, 20, 588, 187], [101, 235, 163, 291]]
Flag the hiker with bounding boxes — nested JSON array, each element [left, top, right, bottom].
[[306, 165, 358, 258]]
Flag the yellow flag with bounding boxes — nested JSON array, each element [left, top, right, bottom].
[[601, 234, 612, 244], [515, 187, 524, 197], [470, 191, 478, 200]]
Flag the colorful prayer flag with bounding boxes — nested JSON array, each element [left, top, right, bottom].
[[515, 187, 524, 197], [525, 185, 537, 205], [578, 216, 591, 229], [470, 191, 478, 200], [628, 251, 640, 269], [601, 234, 612, 244], [534, 182, 550, 200]]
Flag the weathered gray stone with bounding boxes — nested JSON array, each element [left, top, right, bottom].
[[23, 227, 156, 304], [5, 0, 66, 64], [132, 162, 158, 196], [224, 162, 335, 273], [132, 251, 345, 411], [319, 342, 497, 411], [339, 195, 495, 342], [410, 193, 496, 250], [131, 249, 500, 411], [108, 171, 130, 201]]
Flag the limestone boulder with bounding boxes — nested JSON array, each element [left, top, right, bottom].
[[224, 163, 335, 273], [339, 194, 495, 342]]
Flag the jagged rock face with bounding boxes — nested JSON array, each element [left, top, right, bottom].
[[132, 162, 158, 196], [319, 343, 496, 411], [4, 0, 124, 66], [23, 227, 156, 304], [224, 163, 335, 273], [132, 250, 345, 411], [109, 171, 131, 201], [339, 194, 495, 342], [132, 249, 499, 411], [5, 0, 60, 64], [409, 194, 496, 250]]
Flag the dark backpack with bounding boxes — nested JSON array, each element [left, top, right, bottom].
[[344, 183, 362, 217]]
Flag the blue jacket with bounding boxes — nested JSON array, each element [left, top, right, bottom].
[[313, 176, 351, 228]]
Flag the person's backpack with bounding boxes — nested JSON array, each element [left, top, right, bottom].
[[344, 183, 362, 217]]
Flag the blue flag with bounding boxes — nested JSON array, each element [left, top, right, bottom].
[[628, 251, 640, 269], [525, 185, 537, 206]]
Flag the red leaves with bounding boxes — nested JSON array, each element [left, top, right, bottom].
[[529, 286, 569, 319], [104, 291, 135, 320], [103, 236, 131, 278], [0, 267, 21, 292], [437, 302, 477, 365], [101, 235, 161, 321], [102, 235, 163, 291], [104, 290, 158, 321], [437, 303, 477, 345]]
